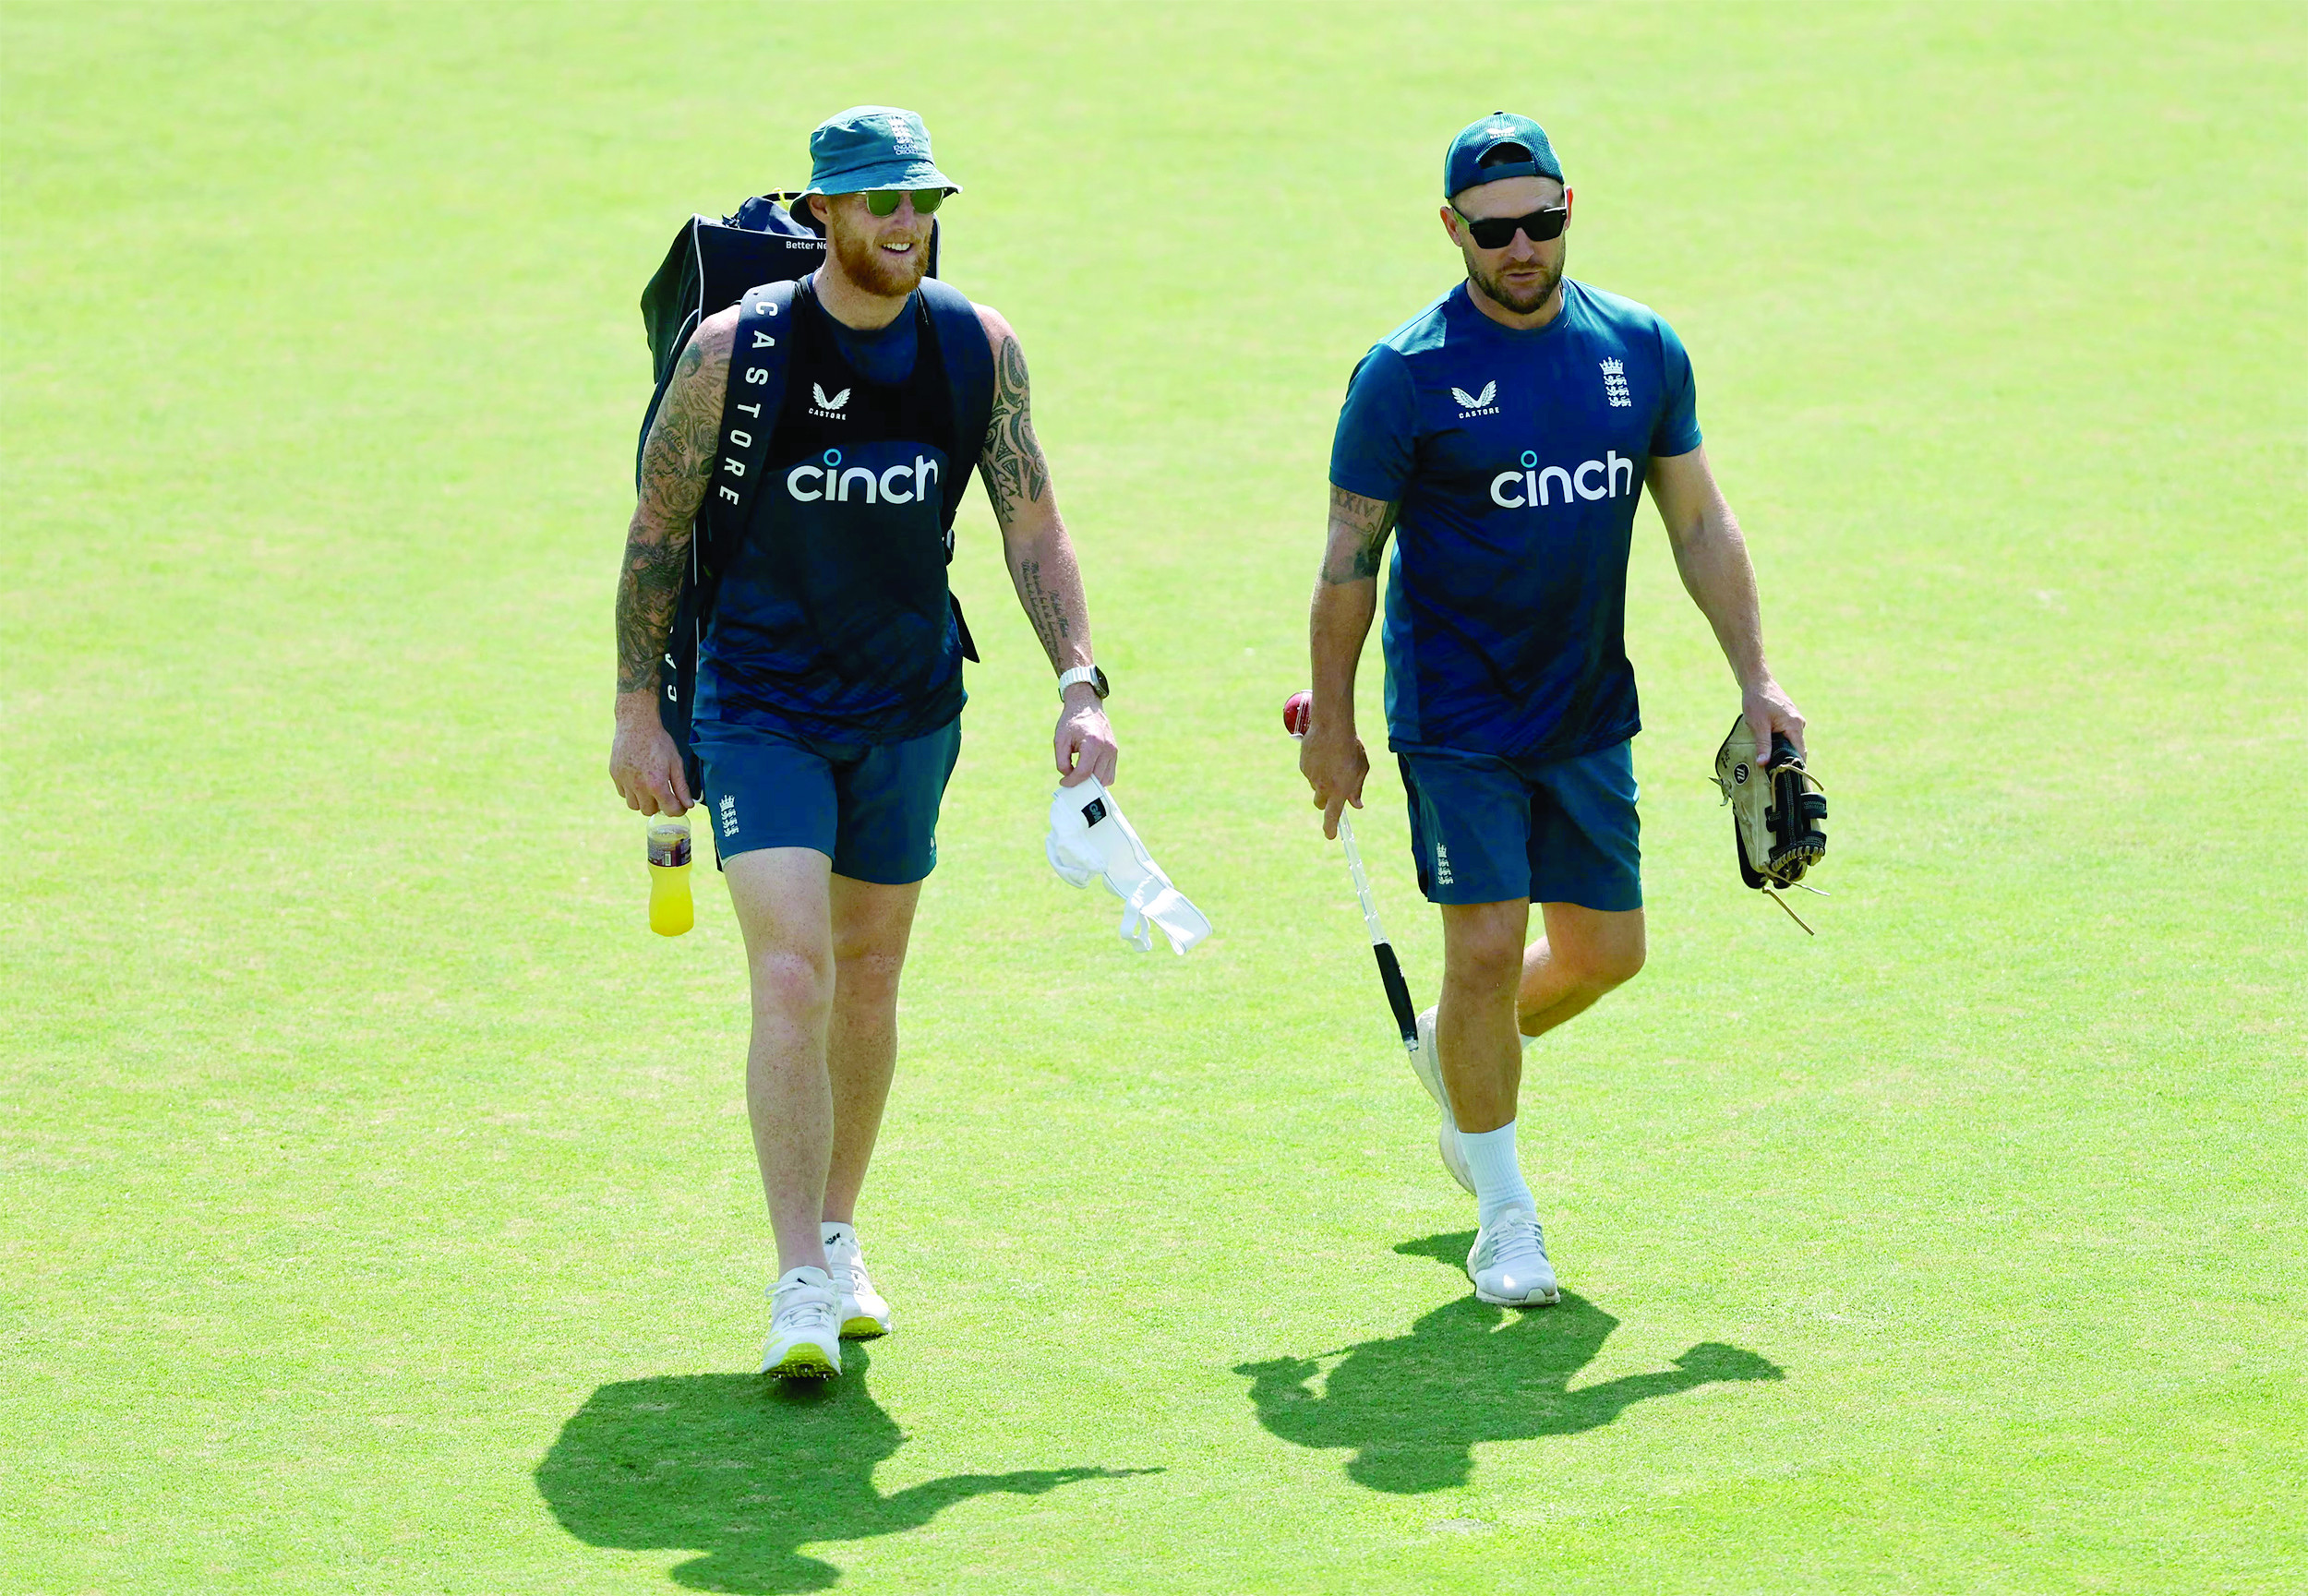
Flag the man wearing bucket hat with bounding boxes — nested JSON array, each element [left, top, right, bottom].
[[1298, 113, 1809, 1307], [609, 107, 1119, 1378]]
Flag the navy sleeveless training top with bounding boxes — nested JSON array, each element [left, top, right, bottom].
[[696, 282, 968, 743]]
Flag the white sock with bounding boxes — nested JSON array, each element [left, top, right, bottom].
[[1457, 1121, 1535, 1229]]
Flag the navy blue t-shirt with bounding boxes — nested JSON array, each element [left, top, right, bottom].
[[1329, 279, 1701, 762]]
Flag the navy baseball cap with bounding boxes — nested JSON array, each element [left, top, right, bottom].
[[1444, 111, 1564, 198], [805, 106, 961, 198]]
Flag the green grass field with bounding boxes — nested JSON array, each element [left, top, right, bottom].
[[5, 3, 2302, 1590]]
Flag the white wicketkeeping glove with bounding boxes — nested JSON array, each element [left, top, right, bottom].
[[1044, 775, 1211, 955]]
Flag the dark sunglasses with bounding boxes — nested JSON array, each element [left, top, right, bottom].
[[1452, 204, 1569, 249], [863, 188, 946, 218]]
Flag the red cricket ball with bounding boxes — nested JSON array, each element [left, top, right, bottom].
[[1282, 690, 1313, 738]]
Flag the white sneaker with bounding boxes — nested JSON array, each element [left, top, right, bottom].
[[1466, 1206, 1561, 1307], [760, 1266, 842, 1378], [1412, 1007, 1475, 1194], [822, 1222, 891, 1339]]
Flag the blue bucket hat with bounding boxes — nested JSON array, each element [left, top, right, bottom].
[[1444, 111, 1564, 198], [804, 106, 961, 198]]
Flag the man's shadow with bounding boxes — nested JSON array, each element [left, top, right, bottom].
[[1235, 1231, 1784, 1494], [535, 1349, 1156, 1593]]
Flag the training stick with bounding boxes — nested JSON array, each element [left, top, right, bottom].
[[1286, 690, 1420, 1058]]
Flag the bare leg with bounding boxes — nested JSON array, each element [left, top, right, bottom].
[[1516, 903, 1647, 1038], [1436, 898, 1532, 1134], [725, 847, 836, 1276], [822, 875, 923, 1226]]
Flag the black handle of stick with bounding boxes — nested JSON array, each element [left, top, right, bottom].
[[1373, 942, 1417, 1049]]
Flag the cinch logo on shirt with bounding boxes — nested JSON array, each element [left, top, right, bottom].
[[784, 448, 942, 505], [1489, 450, 1637, 509]]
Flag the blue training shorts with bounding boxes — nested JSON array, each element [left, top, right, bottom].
[[1397, 738, 1641, 911], [693, 716, 961, 885]]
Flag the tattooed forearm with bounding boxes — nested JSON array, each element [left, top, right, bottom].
[[981, 333, 1051, 522], [1018, 557, 1074, 666], [1008, 533, 1095, 671], [1318, 486, 1400, 584], [615, 535, 691, 693], [614, 315, 731, 694]]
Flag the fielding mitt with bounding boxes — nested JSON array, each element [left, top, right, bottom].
[[1712, 717, 1828, 926]]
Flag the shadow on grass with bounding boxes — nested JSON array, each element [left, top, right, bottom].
[[1234, 1230, 1785, 1494], [535, 1350, 1156, 1592]]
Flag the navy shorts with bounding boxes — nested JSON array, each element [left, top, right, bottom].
[[1398, 739, 1641, 911], [693, 717, 961, 885]]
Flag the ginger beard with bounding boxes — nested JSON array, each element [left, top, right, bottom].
[[825, 200, 932, 298]]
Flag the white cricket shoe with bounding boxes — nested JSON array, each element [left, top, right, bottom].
[[1466, 1206, 1561, 1307], [760, 1265, 842, 1378], [822, 1222, 891, 1339], [1412, 1006, 1475, 1194]]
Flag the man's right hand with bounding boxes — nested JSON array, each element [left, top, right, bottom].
[[1299, 720, 1369, 841], [610, 692, 694, 817]]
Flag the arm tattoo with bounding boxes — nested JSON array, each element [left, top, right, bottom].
[[981, 333, 1051, 522], [1018, 558, 1073, 667], [615, 318, 730, 693], [980, 314, 1093, 671], [1318, 486, 1400, 585]]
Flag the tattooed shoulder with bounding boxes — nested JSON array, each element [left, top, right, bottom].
[[689, 305, 739, 369], [637, 311, 735, 513]]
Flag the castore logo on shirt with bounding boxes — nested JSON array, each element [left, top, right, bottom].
[[1451, 381, 1499, 418], [810, 383, 852, 419]]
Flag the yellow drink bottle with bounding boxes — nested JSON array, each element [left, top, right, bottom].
[[647, 815, 694, 936]]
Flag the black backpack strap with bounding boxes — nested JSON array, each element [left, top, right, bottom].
[[703, 278, 801, 572], [920, 278, 994, 663], [655, 278, 801, 796]]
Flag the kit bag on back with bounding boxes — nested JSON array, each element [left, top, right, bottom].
[[635, 197, 992, 797]]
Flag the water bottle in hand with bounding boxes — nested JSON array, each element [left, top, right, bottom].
[[647, 816, 693, 937]]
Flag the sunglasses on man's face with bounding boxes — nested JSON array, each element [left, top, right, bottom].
[[1452, 204, 1569, 249], [863, 188, 946, 218]]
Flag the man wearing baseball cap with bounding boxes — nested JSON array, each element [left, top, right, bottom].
[[1298, 113, 1809, 1306], [610, 107, 1119, 1377]]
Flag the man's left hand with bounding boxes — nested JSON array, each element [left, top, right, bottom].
[[1056, 688, 1118, 787], [1742, 677, 1808, 762]]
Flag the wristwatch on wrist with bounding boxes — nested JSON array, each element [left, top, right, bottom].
[[1056, 665, 1110, 702]]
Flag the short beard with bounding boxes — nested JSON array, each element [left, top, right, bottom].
[[830, 219, 929, 299], [1467, 251, 1563, 316]]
